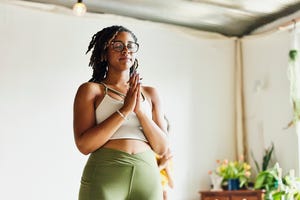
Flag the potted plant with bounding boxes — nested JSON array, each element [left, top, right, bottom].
[[285, 47, 300, 129], [251, 143, 277, 198], [254, 163, 279, 199], [272, 169, 300, 200], [251, 143, 275, 174], [212, 156, 251, 190]]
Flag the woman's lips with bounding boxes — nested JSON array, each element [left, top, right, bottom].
[[119, 57, 131, 62]]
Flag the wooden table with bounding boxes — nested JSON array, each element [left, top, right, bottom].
[[199, 190, 264, 200]]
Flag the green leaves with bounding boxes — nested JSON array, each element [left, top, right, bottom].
[[215, 159, 251, 188], [289, 49, 298, 62], [255, 164, 300, 200], [251, 143, 275, 174], [239, 176, 248, 188], [262, 143, 275, 171], [293, 99, 300, 122], [286, 48, 300, 128], [254, 170, 278, 191]]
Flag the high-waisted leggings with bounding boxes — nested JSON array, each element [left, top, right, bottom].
[[78, 148, 163, 200]]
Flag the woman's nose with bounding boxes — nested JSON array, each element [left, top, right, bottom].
[[122, 46, 130, 54]]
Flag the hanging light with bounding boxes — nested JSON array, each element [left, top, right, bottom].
[[73, 0, 87, 16]]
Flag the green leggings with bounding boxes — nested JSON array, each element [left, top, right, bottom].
[[79, 148, 163, 200]]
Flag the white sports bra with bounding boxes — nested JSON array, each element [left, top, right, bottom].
[[95, 83, 152, 142]]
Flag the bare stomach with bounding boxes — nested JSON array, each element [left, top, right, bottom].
[[102, 139, 152, 154]]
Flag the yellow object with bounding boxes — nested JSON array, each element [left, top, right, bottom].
[[156, 154, 173, 188], [160, 167, 169, 188]]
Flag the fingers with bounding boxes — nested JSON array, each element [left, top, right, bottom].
[[128, 73, 142, 101], [164, 149, 173, 160], [161, 152, 173, 161], [132, 73, 139, 90], [128, 72, 142, 89], [124, 72, 143, 113], [128, 71, 137, 84], [167, 155, 173, 160], [163, 154, 173, 161], [136, 83, 140, 101]]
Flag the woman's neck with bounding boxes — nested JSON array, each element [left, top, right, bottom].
[[103, 73, 130, 87], [102, 76, 129, 87]]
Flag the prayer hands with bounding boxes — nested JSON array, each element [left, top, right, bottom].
[[123, 72, 143, 114]]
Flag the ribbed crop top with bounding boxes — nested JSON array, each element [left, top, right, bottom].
[[95, 83, 152, 142]]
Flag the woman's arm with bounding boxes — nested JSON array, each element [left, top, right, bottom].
[[157, 149, 174, 188], [157, 149, 173, 170], [73, 82, 127, 155], [136, 86, 168, 155], [165, 164, 174, 188]]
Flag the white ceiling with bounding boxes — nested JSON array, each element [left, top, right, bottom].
[[23, 0, 300, 36]]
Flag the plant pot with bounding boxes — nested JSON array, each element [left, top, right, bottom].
[[210, 173, 223, 191], [227, 178, 240, 190]]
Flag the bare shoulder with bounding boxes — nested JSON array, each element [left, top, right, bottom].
[[141, 85, 161, 104], [75, 82, 104, 101]]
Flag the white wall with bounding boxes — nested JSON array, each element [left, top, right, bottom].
[[0, 1, 236, 200], [242, 31, 300, 175]]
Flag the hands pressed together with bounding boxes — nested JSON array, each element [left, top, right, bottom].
[[122, 72, 143, 115]]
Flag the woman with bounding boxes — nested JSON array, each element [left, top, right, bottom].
[[73, 25, 168, 200]]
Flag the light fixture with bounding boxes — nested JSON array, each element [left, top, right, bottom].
[[73, 0, 87, 16]]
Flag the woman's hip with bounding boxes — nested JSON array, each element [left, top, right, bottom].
[[79, 148, 162, 200]]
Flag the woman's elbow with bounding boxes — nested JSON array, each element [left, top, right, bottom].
[[155, 143, 168, 156], [79, 148, 90, 155], [76, 140, 91, 155]]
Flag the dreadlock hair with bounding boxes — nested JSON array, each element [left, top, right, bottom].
[[86, 25, 139, 83]]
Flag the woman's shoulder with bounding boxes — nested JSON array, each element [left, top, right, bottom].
[[76, 82, 104, 98], [141, 85, 157, 96], [141, 85, 161, 103]]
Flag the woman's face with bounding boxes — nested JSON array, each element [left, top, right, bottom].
[[106, 31, 138, 71]]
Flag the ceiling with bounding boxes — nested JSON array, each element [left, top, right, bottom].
[[23, 0, 300, 36]]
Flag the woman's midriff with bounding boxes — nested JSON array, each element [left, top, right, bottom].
[[102, 139, 151, 154]]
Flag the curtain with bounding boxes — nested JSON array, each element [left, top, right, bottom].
[[235, 39, 248, 161]]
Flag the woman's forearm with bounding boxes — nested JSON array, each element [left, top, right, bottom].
[[136, 111, 168, 155], [75, 111, 127, 155]]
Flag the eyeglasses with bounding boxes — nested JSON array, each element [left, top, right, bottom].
[[111, 41, 139, 53]]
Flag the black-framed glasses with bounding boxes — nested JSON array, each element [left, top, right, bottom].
[[111, 41, 139, 53]]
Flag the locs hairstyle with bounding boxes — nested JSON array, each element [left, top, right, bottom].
[[86, 25, 139, 82]]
